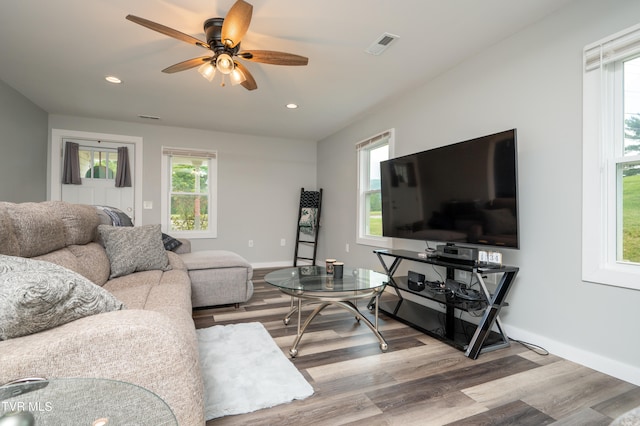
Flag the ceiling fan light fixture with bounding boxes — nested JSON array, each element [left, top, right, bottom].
[[126, 0, 308, 92], [230, 66, 246, 86], [198, 62, 216, 82], [216, 53, 234, 74]]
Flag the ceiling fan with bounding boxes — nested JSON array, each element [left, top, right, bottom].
[[126, 0, 308, 91]]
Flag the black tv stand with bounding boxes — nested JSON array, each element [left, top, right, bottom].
[[373, 249, 519, 359]]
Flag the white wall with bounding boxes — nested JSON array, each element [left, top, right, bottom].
[[317, 0, 640, 385], [49, 115, 317, 266], [0, 79, 48, 202]]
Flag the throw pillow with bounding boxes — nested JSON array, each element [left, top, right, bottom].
[[98, 224, 171, 279], [0, 255, 125, 340], [161, 233, 183, 252]]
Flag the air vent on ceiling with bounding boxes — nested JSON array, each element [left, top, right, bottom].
[[138, 114, 161, 120], [365, 32, 399, 56]]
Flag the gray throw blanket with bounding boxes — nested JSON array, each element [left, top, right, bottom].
[[95, 205, 133, 226]]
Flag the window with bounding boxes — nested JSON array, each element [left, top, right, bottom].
[[583, 23, 640, 290], [79, 147, 117, 179], [356, 129, 394, 247], [161, 147, 217, 238]]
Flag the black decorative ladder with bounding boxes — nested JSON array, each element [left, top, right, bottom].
[[293, 188, 323, 266]]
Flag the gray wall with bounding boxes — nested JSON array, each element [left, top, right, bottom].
[[0, 79, 48, 202], [49, 115, 317, 266], [317, 0, 640, 385]]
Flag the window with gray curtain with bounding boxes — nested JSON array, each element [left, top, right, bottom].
[[64, 141, 132, 187]]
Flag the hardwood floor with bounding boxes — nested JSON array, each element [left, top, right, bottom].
[[194, 269, 640, 425]]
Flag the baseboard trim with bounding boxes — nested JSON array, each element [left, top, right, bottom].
[[505, 324, 640, 386]]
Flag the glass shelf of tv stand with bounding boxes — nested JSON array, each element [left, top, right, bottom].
[[388, 275, 489, 312], [375, 249, 518, 273], [373, 248, 519, 359]]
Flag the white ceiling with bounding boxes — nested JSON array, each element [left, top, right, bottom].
[[0, 0, 574, 141]]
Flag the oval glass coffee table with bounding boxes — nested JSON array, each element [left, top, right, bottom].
[[0, 378, 177, 425], [265, 265, 388, 357]]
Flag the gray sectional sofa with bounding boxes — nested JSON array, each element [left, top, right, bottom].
[[0, 201, 205, 425]]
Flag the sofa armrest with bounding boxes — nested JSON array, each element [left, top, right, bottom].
[[0, 310, 204, 425], [166, 250, 187, 270], [173, 238, 191, 254]]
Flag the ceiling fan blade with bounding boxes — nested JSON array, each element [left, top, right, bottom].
[[235, 62, 257, 91], [162, 56, 212, 73], [221, 0, 253, 48], [238, 50, 308, 66], [126, 15, 209, 49]]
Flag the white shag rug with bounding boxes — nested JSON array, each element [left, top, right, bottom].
[[196, 322, 314, 420]]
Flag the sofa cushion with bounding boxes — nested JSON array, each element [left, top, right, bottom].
[[0, 255, 125, 340], [4, 202, 66, 257], [0, 201, 100, 258], [35, 243, 111, 287], [98, 224, 171, 279], [180, 250, 252, 272], [0, 203, 19, 256], [46, 201, 100, 246]]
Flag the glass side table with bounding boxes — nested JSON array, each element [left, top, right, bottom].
[[0, 378, 177, 426]]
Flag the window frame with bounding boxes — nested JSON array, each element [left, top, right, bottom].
[[582, 23, 640, 290], [356, 129, 394, 248], [161, 147, 218, 239]]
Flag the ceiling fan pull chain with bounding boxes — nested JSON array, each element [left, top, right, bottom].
[[220, 74, 226, 87]]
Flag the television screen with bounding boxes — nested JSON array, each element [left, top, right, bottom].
[[380, 129, 519, 249]]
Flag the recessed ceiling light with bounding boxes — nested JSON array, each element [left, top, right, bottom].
[[105, 76, 122, 84], [286, 103, 298, 109]]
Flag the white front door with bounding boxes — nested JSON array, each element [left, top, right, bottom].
[[61, 139, 135, 221], [50, 129, 143, 225]]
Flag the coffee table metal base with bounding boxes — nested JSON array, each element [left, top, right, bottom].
[[280, 289, 388, 357]]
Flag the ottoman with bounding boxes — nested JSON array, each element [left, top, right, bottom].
[[178, 250, 254, 308]]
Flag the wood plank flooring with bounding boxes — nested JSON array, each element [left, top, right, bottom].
[[193, 269, 640, 425]]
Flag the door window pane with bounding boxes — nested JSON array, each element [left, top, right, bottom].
[[79, 149, 116, 179]]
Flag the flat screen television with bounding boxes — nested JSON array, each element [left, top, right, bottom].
[[380, 129, 519, 249]]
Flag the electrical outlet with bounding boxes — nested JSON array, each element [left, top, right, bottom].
[[345, 243, 350, 252], [248, 240, 254, 247], [280, 238, 286, 246]]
